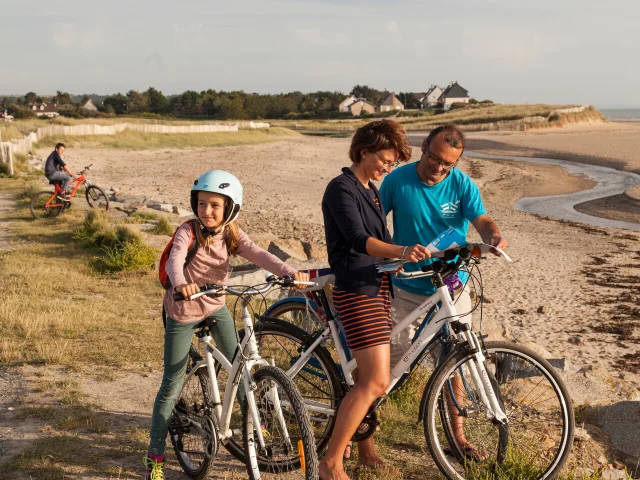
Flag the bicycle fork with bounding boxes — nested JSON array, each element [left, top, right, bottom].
[[458, 329, 508, 424]]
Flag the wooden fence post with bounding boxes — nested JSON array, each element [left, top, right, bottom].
[[7, 147, 14, 176]]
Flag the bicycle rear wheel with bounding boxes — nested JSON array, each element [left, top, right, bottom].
[[30, 191, 63, 219], [85, 185, 109, 210], [169, 363, 218, 479], [243, 365, 318, 479], [267, 301, 325, 333], [424, 341, 574, 480]]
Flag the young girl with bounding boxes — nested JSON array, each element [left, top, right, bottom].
[[143, 170, 308, 480]]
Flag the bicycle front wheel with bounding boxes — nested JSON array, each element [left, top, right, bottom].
[[243, 365, 318, 480], [424, 341, 574, 480], [30, 191, 63, 219], [85, 185, 109, 210]]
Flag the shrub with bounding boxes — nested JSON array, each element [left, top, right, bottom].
[[131, 211, 158, 221], [95, 237, 156, 273], [75, 210, 156, 273], [150, 217, 175, 236]]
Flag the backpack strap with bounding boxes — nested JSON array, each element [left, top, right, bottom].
[[183, 219, 199, 268]]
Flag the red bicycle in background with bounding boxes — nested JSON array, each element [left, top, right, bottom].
[[30, 164, 109, 219]]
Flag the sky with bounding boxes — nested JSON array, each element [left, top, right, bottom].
[[1, 0, 639, 107]]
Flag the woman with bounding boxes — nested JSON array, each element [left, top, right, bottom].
[[320, 120, 429, 480]]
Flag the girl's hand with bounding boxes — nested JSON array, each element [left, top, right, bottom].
[[402, 244, 430, 263], [177, 283, 200, 301], [293, 271, 310, 289]]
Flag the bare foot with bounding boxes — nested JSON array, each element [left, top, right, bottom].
[[319, 460, 351, 480], [356, 453, 384, 468]]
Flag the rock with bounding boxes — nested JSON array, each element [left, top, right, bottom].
[[568, 336, 585, 346], [147, 200, 174, 213], [302, 242, 328, 261], [581, 397, 640, 470], [512, 308, 527, 315], [547, 358, 578, 372], [110, 185, 121, 193], [537, 305, 548, 314], [120, 195, 147, 211], [601, 469, 627, 480], [172, 206, 192, 217], [597, 455, 609, 465], [573, 426, 591, 443], [268, 239, 308, 262]]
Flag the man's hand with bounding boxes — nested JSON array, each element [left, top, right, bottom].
[[472, 215, 507, 256], [488, 235, 508, 253]]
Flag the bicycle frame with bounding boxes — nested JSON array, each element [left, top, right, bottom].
[[180, 297, 286, 455], [42, 173, 88, 209], [282, 279, 508, 424]]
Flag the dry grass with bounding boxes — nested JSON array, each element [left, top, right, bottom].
[[0, 178, 164, 366], [33, 127, 298, 150], [272, 105, 606, 132]]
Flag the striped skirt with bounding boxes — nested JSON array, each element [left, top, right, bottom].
[[332, 275, 392, 351]]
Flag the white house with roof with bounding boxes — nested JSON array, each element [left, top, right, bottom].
[[29, 103, 59, 118], [376, 92, 404, 112], [438, 82, 470, 110], [420, 85, 444, 108], [339, 96, 357, 113]]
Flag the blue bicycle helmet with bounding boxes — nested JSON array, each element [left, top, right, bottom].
[[190, 170, 243, 227]]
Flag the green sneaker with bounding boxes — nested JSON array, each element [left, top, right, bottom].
[[143, 455, 164, 480]]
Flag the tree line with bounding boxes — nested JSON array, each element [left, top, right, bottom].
[[1, 85, 438, 120]]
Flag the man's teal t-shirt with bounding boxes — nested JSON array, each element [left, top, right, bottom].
[[379, 162, 486, 296]]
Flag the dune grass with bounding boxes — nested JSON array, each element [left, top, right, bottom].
[[273, 104, 606, 132], [33, 127, 298, 150]]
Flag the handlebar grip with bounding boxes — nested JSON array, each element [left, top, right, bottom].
[[173, 292, 186, 301], [420, 264, 434, 273]]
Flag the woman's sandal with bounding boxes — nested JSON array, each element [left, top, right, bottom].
[[343, 442, 353, 460], [443, 443, 487, 462]]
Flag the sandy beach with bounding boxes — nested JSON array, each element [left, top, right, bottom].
[[60, 129, 640, 394]]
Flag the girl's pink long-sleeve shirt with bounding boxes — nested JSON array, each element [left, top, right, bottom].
[[163, 223, 296, 323]]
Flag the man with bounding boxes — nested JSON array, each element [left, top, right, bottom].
[[379, 124, 508, 460], [44, 143, 76, 201]]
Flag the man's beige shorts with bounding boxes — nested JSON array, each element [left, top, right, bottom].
[[389, 286, 472, 367]]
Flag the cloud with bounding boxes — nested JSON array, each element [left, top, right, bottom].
[[295, 28, 351, 47], [52, 23, 76, 48], [462, 27, 547, 66], [144, 53, 164, 68]]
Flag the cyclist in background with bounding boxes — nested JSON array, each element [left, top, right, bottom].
[[44, 142, 76, 201]]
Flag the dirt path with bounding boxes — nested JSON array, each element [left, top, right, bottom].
[[0, 193, 16, 252]]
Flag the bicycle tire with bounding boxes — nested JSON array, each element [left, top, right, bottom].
[[169, 362, 218, 479], [266, 300, 325, 333], [224, 319, 342, 462], [85, 185, 109, 211], [243, 365, 319, 479], [30, 191, 63, 219], [424, 341, 574, 480]]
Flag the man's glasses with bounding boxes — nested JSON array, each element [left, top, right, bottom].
[[373, 151, 400, 170], [426, 151, 458, 170]]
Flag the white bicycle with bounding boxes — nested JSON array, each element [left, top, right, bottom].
[[168, 276, 319, 480], [252, 245, 575, 480]]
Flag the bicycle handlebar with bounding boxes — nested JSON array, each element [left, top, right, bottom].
[[172, 275, 317, 302]]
